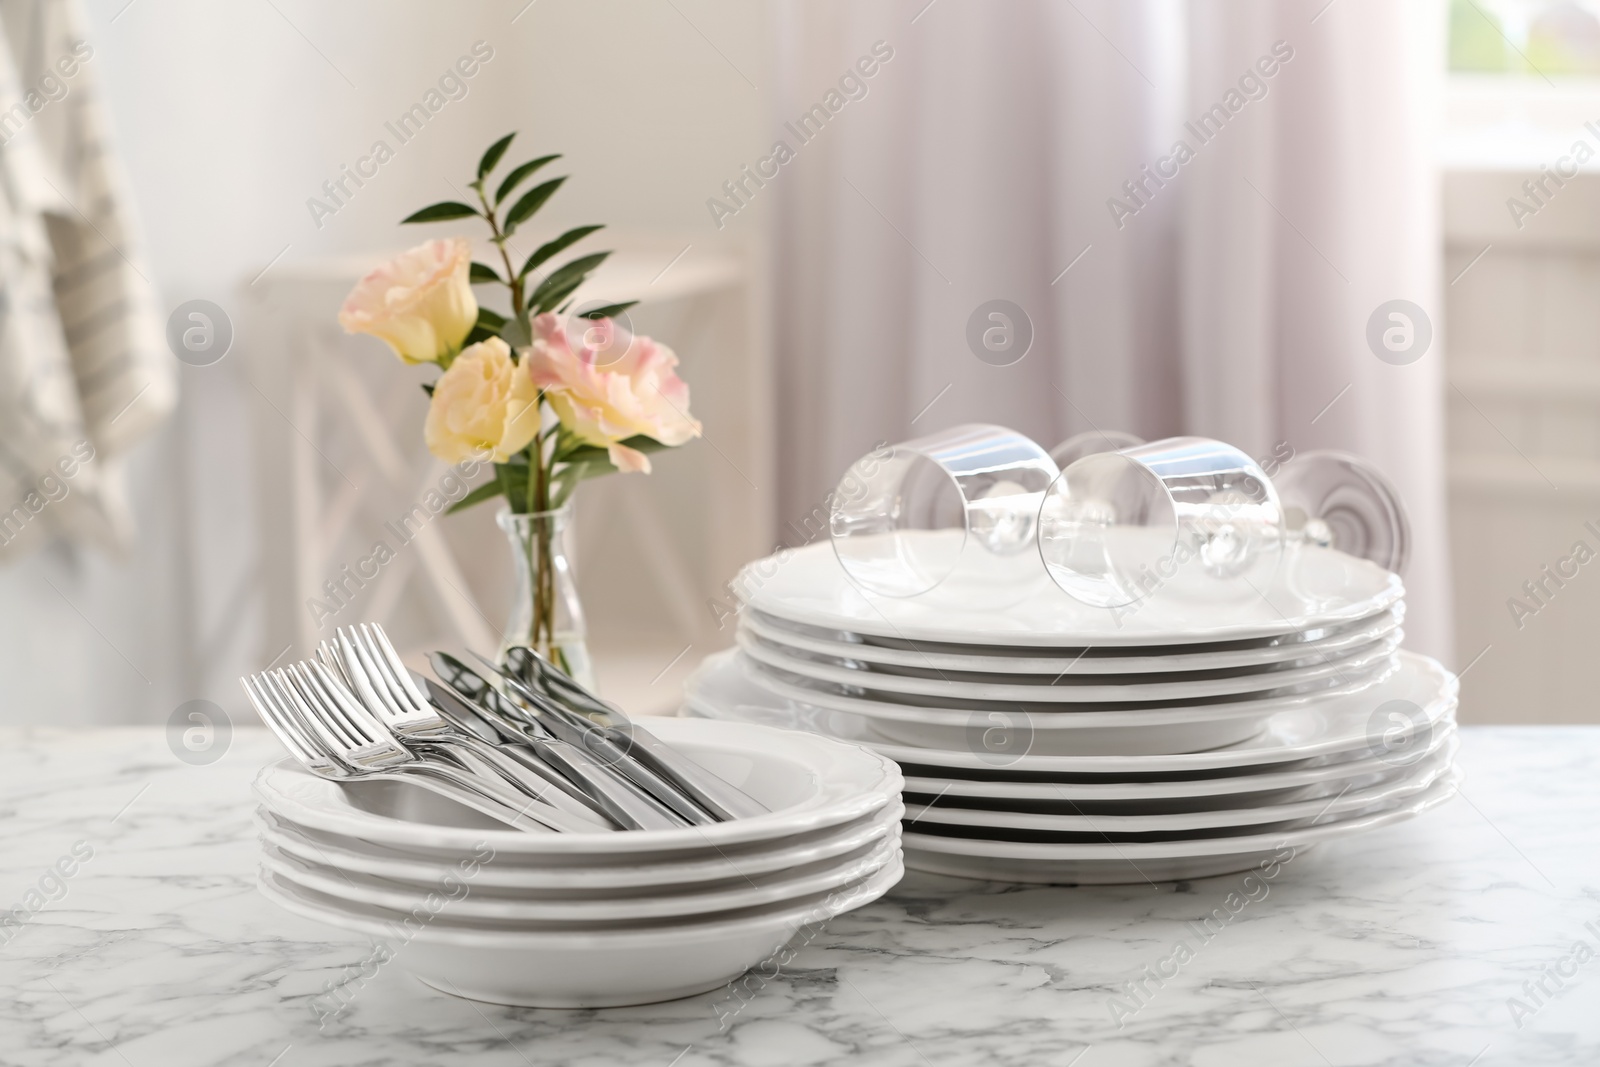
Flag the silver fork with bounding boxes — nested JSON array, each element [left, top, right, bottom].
[[289, 655, 610, 836], [241, 668, 553, 832], [324, 626, 614, 831]]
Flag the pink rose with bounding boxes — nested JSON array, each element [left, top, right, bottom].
[[524, 313, 701, 474], [338, 238, 477, 365]]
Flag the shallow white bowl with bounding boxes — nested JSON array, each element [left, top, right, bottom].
[[686, 649, 1458, 773], [896, 720, 1456, 802], [737, 652, 1398, 757], [258, 856, 904, 1007], [737, 628, 1401, 702], [900, 771, 1460, 884], [740, 606, 1402, 674], [255, 801, 903, 890], [254, 717, 901, 857], [901, 741, 1455, 833], [262, 832, 900, 921]]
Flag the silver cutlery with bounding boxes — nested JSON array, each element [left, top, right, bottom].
[[466, 652, 717, 826], [427, 655, 688, 832], [502, 646, 769, 821], [242, 621, 770, 835], [241, 666, 557, 833], [323, 626, 614, 832]]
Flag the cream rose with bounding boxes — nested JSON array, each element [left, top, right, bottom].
[[424, 337, 540, 463], [524, 313, 702, 475], [338, 238, 478, 364]]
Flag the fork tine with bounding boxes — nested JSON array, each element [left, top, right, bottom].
[[275, 664, 361, 751], [333, 629, 407, 723], [292, 662, 381, 746], [304, 660, 401, 751], [356, 623, 424, 713], [365, 623, 432, 710], [241, 674, 319, 766], [258, 670, 355, 770], [263, 669, 345, 755], [338, 627, 408, 719], [318, 640, 352, 688]]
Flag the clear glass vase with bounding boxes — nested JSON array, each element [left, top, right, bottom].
[[496, 503, 596, 691]]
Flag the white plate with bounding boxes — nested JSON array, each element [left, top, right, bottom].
[[902, 770, 1461, 884], [898, 721, 1456, 802], [740, 652, 1396, 723], [733, 539, 1403, 647], [261, 832, 898, 922], [737, 627, 1402, 702], [902, 741, 1455, 833], [255, 803, 903, 890], [741, 606, 1403, 675], [684, 648, 1458, 774], [732, 652, 1397, 756], [253, 717, 901, 857], [258, 857, 904, 1007]]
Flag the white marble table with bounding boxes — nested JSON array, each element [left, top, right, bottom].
[[0, 725, 1595, 1066]]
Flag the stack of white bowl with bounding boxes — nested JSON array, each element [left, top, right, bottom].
[[685, 540, 1461, 884], [253, 717, 903, 1007]]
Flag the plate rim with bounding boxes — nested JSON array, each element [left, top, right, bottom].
[[685, 648, 1459, 773], [900, 770, 1461, 860], [735, 540, 1404, 647]]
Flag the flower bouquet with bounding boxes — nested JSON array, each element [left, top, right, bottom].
[[338, 132, 701, 687]]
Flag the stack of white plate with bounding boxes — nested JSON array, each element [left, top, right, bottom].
[[685, 541, 1461, 884], [252, 717, 904, 1007]]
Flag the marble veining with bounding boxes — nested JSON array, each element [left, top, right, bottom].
[[0, 726, 1596, 1066]]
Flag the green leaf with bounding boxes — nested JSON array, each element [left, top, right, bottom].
[[556, 434, 669, 466], [401, 201, 479, 224], [445, 478, 506, 514], [501, 315, 531, 348], [527, 251, 611, 314], [469, 261, 504, 286], [464, 306, 509, 346], [495, 154, 560, 206], [618, 433, 670, 454], [421, 381, 435, 398], [550, 462, 609, 508], [477, 133, 516, 179], [502, 177, 567, 237], [494, 462, 532, 513], [518, 225, 604, 279], [578, 300, 637, 320]]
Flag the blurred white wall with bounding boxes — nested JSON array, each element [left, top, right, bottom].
[[0, 0, 772, 726]]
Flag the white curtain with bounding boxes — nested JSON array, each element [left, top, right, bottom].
[[770, 0, 1451, 660]]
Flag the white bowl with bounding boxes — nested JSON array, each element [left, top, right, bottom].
[[897, 720, 1457, 802], [258, 856, 904, 1007], [738, 652, 1398, 757], [261, 832, 900, 921], [687, 649, 1458, 773], [255, 801, 903, 890], [738, 627, 1401, 702], [740, 605, 1403, 674], [253, 717, 901, 857], [900, 771, 1461, 884], [901, 741, 1456, 833]]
